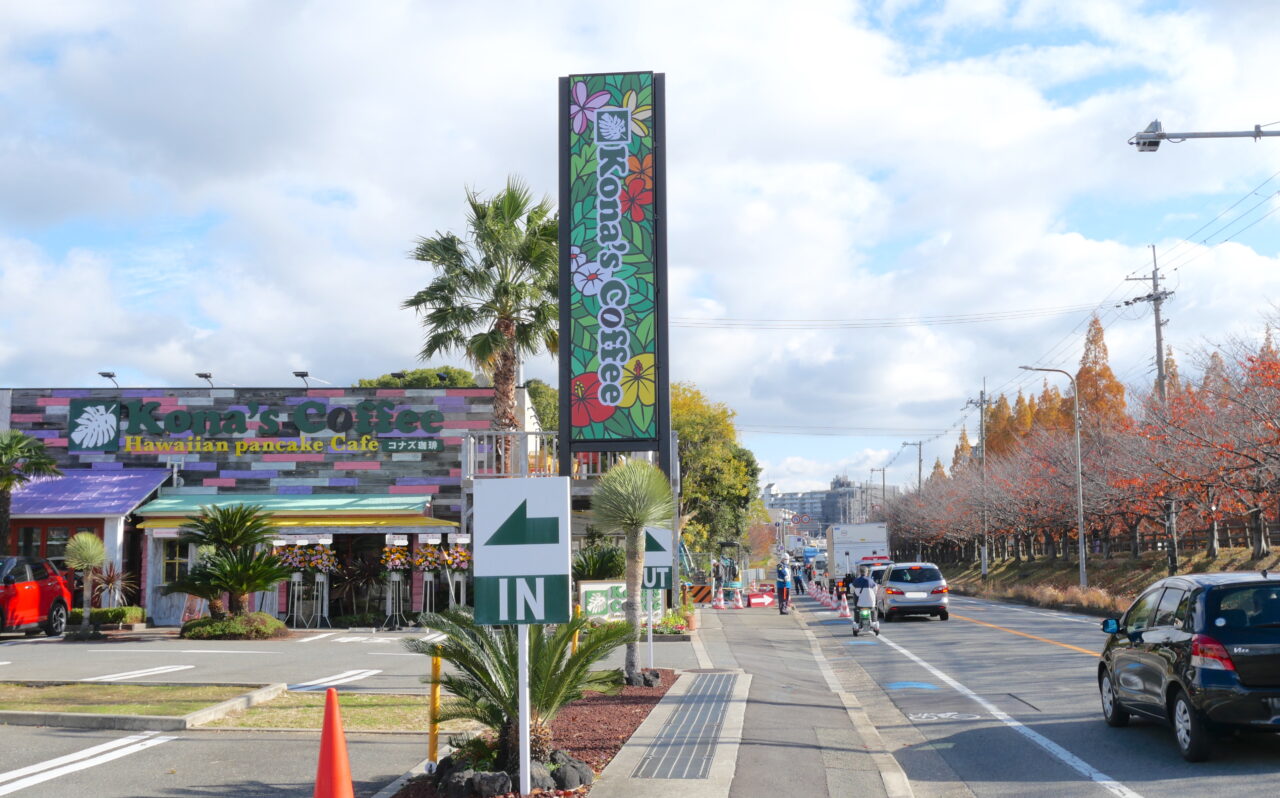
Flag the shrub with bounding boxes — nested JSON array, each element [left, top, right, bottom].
[[69, 606, 146, 626], [181, 612, 289, 640], [572, 544, 626, 582], [330, 612, 383, 628]]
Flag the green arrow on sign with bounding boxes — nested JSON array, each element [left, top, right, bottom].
[[645, 531, 666, 553], [486, 500, 560, 546]]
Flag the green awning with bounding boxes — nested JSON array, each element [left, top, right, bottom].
[[136, 493, 430, 517]]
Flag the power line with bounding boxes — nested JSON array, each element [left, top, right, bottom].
[[672, 302, 1104, 329]]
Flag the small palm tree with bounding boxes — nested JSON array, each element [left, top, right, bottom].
[[0, 430, 61, 552], [178, 504, 278, 552], [403, 608, 631, 767], [64, 532, 106, 634], [590, 460, 676, 684], [572, 544, 626, 582], [403, 177, 558, 436], [174, 506, 287, 616], [200, 548, 293, 616], [161, 552, 228, 620]]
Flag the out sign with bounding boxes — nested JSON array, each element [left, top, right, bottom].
[[473, 478, 571, 625], [642, 526, 673, 591]]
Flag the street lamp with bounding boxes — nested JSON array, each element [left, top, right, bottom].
[[293, 370, 310, 388], [1129, 119, 1280, 152], [97, 371, 118, 388], [195, 372, 214, 388], [1021, 366, 1088, 588]]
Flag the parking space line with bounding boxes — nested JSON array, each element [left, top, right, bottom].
[[80, 665, 195, 682], [950, 614, 1100, 657], [878, 634, 1142, 798], [298, 632, 337, 643], [0, 732, 177, 794], [288, 669, 382, 691]]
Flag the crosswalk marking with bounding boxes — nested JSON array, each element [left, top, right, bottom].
[[80, 665, 194, 682], [298, 632, 336, 643], [288, 669, 382, 691]]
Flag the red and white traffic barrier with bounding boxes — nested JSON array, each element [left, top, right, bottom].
[[838, 594, 852, 619]]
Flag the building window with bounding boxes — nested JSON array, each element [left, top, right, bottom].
[[163, 540, 188, 583], [44, 527, 70, 567], [19, 527, 39, 558]]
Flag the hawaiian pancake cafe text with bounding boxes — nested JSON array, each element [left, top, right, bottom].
[[124, 434, 385, 456]]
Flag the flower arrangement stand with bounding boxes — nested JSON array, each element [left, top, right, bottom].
[[314, 572, 332, 628], [380, 570, 411, 630], [287, 572, 321, 629]]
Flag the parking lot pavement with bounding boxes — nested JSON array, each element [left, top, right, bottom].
[[0, 725, 424, 797]]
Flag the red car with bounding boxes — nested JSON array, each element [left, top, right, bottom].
[[0, 556, 71, 636]]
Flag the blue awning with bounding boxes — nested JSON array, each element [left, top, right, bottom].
[[10, 470, 170, 517]]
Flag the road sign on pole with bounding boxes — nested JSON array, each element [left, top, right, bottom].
[[642, 526, 673, 591], [473, 478, 572, 625]]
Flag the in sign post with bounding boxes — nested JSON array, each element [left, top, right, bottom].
[[473, 478, 571, 796]]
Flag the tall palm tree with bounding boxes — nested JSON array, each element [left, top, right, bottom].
[[403, 177, 558, 435], [403, 608, 631, 768], [0, 430, 62, 553], [591, 460, 675, 684], [64, 532, 106, 635]]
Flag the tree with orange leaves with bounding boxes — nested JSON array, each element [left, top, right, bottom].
[[1075, 315, 1127, 427]]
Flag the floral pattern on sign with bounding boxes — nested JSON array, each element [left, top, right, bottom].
[[566, 71, 659, 442]]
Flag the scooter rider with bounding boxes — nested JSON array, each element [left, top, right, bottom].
[[851, 565, 879, 632]]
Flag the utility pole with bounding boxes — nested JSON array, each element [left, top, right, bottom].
[[1125, 246, 1173, 402], [965, 379, 995, 579], [903, 441, 923, 491], [869, 468, 885, 519]]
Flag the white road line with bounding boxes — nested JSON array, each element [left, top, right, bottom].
[[0, 662, 9, 666], [368, 652, 421, 656], [96, 649, 274, 655], [299, 632, 337, 643], [952, 598, 1097, 625], [419, 632, 446, 643], [288, 669, 382, 691], [0, 733, 176, 795], [878, 634, 1143, 798], [80, 664, 194, 682]]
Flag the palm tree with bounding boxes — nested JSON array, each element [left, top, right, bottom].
[[403, 608, 631, 768], [64, 532, 106, 635], [175, 505, 287, 616], [403, 177, 558, 435], [0, 430, 61, 553], [590, 461, 675, 684], [161, 554, 228, 620]]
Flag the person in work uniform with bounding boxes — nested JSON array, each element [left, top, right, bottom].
[[850, 565, 880, 632], [775, 557, 793, 614]]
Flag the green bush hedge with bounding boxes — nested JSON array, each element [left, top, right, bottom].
[[329, 612, 383, 628], [181, 612, 289, 640], [68, 606, 146, 625]]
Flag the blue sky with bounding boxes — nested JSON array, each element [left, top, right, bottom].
[[1, 0, 1278, 492]]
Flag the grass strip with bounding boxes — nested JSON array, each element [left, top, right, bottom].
[[203, 691, 477, 732], [0, 683, 248, 716]]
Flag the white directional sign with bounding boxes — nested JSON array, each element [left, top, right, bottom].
[[642, 526, 673, 590], [473, 478, 571, 625]]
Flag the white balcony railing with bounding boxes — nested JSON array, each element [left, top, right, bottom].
[[462, 431, 656, 480]]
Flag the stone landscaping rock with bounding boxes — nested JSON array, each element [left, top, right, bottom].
[[432, 755, 457, 787], [471, 771, 511, 797], [641, 669, 662, 687], [443, 768, 475, 798], [549, 749, 594, 789], [511, 761, 556, 792]]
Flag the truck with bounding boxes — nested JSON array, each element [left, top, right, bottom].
[[824, 522, 890, 581]]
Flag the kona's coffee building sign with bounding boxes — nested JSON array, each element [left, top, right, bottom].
[[3, 386, 492, 625]]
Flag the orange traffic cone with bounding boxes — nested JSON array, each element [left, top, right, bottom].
[[733, 589, 745, 610], [712, 590, 725, 610], [838, 594, 852, 619], [314, 687, 354, 798]]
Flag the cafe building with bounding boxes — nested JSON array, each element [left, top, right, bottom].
[[1, 386, 502, 626]]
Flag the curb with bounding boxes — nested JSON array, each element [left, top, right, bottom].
[[0, 682, 286, 731]]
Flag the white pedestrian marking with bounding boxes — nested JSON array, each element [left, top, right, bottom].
[[878, 634, 1143, 798], [80, 664, 194, 682], [299, 632, 337, 643], [0, 732, 177, 794], [0, 662, 9, 666], [288, 669, 382, 691], [419, 632, 446, 644]]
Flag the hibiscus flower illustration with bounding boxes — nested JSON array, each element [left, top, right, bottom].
[[618, 353, 656, 408], [569, 81, 611, 135], [571, 260, 612, 297], [618, 177, 653, 223], [570, 373, 615, 427], [627, 153, 654, 191]]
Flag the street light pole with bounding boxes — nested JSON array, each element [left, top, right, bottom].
[[1129, 119, 1280, 152], [1021, 366, 1087, 588]]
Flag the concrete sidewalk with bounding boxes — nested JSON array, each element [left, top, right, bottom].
[[591, 594, 912, 797]]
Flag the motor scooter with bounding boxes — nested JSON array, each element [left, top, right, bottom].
[[852, 606, 880, 637]]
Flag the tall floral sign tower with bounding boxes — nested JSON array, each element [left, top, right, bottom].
[[558, 72, 672, 478]]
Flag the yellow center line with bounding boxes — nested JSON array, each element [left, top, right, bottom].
[[950, 613, 1100, 657]]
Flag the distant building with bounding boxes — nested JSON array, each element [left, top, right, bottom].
[[763, 475, 900, 536]]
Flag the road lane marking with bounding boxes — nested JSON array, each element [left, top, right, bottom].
[[299, 632, 337, 643], [80, 664, 195, 682], [951, 598, 1097, 625], [289, 669, 382, 691], [368, 652, 420, 656], [950, 614, 1100, 657], [0, 733, 176, 795], [878, 634, 1143, 798], [96, 649, 274, 655]]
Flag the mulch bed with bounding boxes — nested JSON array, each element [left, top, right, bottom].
[[394, 668, 676, 797]]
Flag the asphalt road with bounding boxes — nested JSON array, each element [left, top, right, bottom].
[[800, 593, 1280, 798]]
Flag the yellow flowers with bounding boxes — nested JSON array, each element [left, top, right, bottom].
[[619, 353, 655, 408]]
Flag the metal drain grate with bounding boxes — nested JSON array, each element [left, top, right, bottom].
[[632, 672, 736, 779]]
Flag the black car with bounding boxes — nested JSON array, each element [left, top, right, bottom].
[[1098, 572, 1280, 761]]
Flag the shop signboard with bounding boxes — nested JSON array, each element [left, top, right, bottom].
[[473, 478, 571, 625], [642, 526, 672, 590], [559, 71, 668, 445], [577, 580, 665, 623]]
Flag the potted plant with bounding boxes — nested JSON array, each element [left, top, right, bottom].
[[680, 599, 698, 632]]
